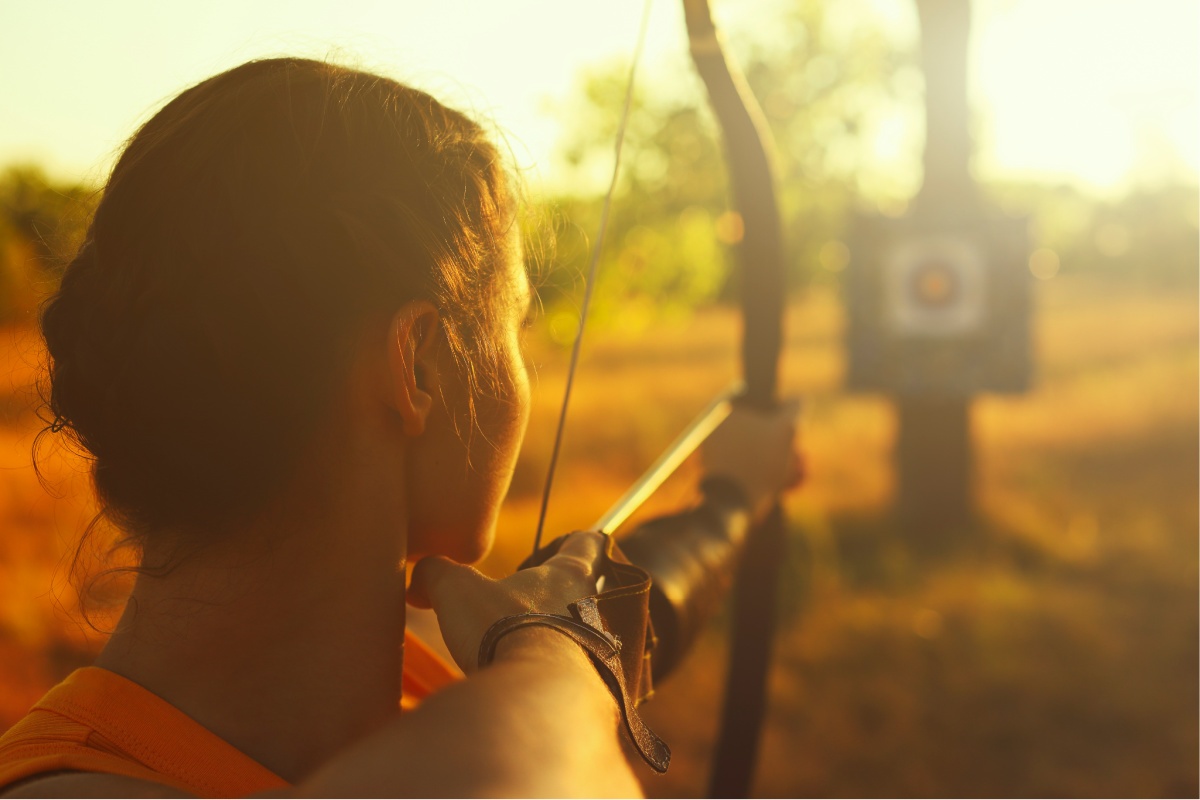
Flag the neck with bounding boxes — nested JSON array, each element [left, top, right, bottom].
[[96, 444, 409, 783]]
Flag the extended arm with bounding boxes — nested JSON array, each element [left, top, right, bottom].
[[6, 535, 642, 799], [299, 627, 640, 798]]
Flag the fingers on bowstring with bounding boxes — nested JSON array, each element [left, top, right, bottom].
[[549, 530, 607, 579], [408, 556, 480, 610]]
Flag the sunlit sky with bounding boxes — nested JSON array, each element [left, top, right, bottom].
[[2, 0, 1196, 196]]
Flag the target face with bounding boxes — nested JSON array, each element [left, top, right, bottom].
[[910, 261, 959, 307], [885, 237, 985, 336]]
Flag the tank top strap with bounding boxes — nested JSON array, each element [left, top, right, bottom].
[[0, 667, 286, 796], [0, 631, 462, 795]]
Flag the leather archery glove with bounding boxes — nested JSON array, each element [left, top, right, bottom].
[[407, 531, 671, 773], [479, 532, 670, 773], [406, 530, 607, 674]]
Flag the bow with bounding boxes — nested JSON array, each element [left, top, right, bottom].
[[681, 2, 787, 795], [534, 1, 789, 794]]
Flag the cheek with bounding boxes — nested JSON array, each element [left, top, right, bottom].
[[404, 421, 491, 563], [469, 375, 529, 509], [478, 335, 531, 474], [498, 361, 531, 457], [405, 371, 529, 563]]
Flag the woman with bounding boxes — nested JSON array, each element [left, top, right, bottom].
[[0, 58, 797, 797]]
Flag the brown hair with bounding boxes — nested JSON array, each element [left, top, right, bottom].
[[39, 58, 515, 540]]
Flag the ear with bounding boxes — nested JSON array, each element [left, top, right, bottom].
[[385, 301, 441, 437]]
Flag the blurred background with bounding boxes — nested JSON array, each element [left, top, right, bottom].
[[0, 0, 1196, 796]]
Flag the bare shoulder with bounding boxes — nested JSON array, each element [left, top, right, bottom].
[[2, 772, 192, 798]]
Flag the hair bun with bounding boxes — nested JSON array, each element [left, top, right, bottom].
[[37, 57, 511, 540]]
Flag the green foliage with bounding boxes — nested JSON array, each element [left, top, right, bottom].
[[534, 0, 921, 321], [0, 167, 96, 321], [988, 181, 1200, 287], [532, 0, 1198, 326], [0, 166, 94, 265]]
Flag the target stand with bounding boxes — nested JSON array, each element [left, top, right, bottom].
[[841, 0, 1033, 553], [845, 207, 1031, 552]]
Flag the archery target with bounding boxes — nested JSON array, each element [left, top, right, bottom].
[[884, 236, 985, 336]]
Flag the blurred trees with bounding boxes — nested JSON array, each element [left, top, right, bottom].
[[0, 0, 1195, 329], [534, 0, 921, 326], [0, 166, 1194, 335], [533, 0, 1198, 329], [989, 180, 1199, 287], [0, 167, 95, 322]]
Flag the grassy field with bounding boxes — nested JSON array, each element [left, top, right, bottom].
[[0, 274, 1195, 796]]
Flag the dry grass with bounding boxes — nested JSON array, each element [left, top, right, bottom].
[[0, 275, 1194, 797]]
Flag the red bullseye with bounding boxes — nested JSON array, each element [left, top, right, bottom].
[[909, 261, 960, 308]]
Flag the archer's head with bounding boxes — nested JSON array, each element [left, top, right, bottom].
[[41, 58, 533, 574]]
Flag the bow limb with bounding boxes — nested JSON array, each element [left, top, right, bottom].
[[683, 0, 786, 408], [682, 2, 788, 796]]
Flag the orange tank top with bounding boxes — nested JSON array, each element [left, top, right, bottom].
[[0, 632, 461, 797]]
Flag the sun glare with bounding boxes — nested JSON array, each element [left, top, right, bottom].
[[971, 0, 1198, 192], [1, 0, 1194, 196]]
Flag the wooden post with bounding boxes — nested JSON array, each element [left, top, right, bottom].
[[845, 0, 1030, 552], [896, 396, 972, 552], [914, 0, 976, 212], [894, 0, 977, 547]]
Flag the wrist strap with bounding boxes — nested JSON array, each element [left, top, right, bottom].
[[478, 607, 671, 774]]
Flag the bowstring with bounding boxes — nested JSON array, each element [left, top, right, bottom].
[[532, 0, 654, 553]]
